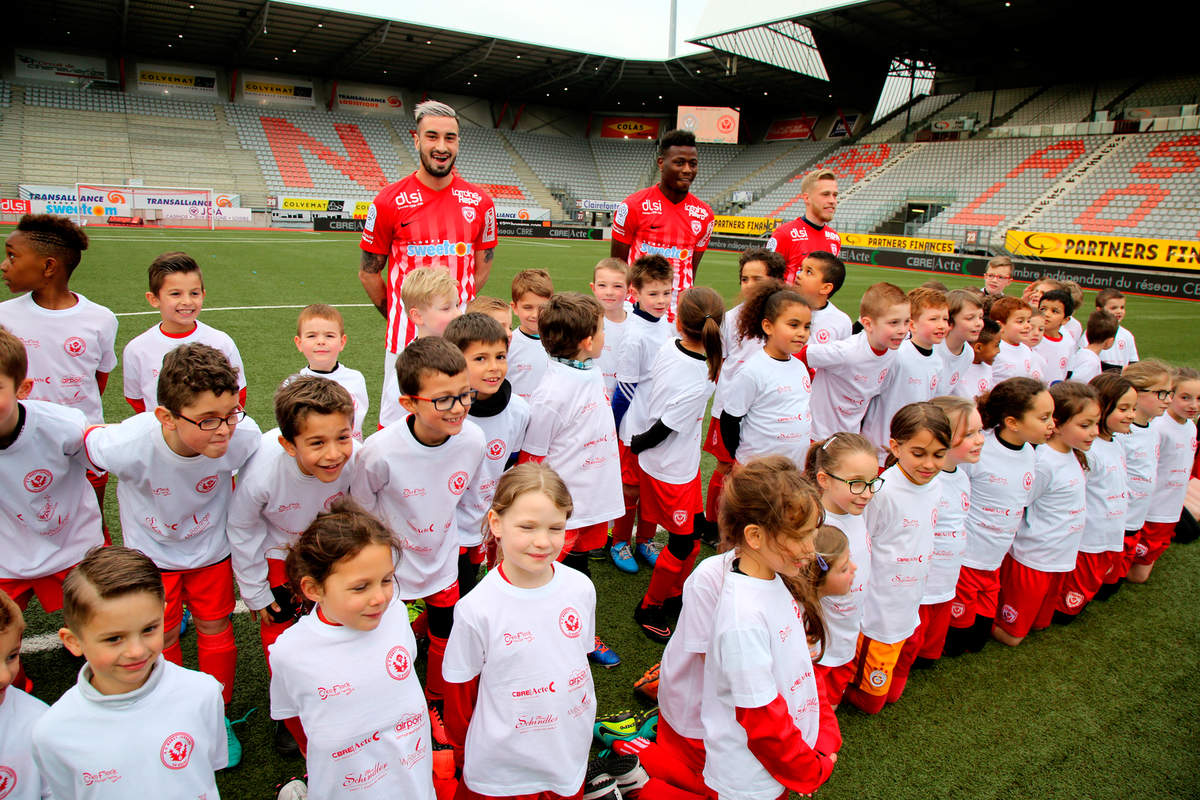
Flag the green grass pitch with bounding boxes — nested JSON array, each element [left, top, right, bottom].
[[11, 227, 1200, 798]]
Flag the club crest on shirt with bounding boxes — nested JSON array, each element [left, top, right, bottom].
[[64, 336, 87, 357], [461, 207, 476, 224], [1022, 472, 1034, 491], [487, 439, 506, 460], [159, 732, 194, 770], [558, 607, 582, 639], [23, 469, 52, 493], [0, 766, 17, 799], [448, 471, 468, 495], [195, 475, 219, 494], [815, 329, 830, 344], [386, 645, 412, 681], [690, 220, 702, 235], [324, 491, 345, 509]]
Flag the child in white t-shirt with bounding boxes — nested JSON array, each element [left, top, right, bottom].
[[791, 251, 851, 345], [937, 289, 985, 398], [989, 296, 1035, 382], [506, 269, 554, 401], [1024, 309, 1049, 383], [629, 287, 724, 642], [1035, 289, 1077, 383], [845, 403, 950, 714], [1085, 289, 1139, 371], [269, 501, 437, 800], [295, 304, 369, 440], [0, 591, 50, 800], [1067, 310, 1117, 384], [122, 252, 246, 412], [590, 257, 631, 403], [34, 547, 227, 800], [959, 318, 1001, 398], [443, 464, 597, 800], [466, 295, 512, 338]]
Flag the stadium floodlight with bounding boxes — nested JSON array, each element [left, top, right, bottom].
[[871, 58, 936, 124], [74, 183, 220, 230]]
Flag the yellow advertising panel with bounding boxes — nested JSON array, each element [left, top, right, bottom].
[[712, 216, 779, 236], [353, 201, 372, 218], [280, 197, 329, 211], [841, 232, 956, 253], [1006, 230, 1200, 271]]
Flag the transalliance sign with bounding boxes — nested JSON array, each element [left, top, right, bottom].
[[15, 49, 106, 83], [1005, 230, 1200, 271], [136, 64, 217, 97], [334, 83, 404, 115], [677, 106, 740, 144], [713, 216, 779, 236], [841, 232, 955, 253], [764, 118, 815, 141], [241, 73, 315, 106], [599, 117, 662, 139]]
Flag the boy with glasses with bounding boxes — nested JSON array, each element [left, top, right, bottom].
[[83, 343, 260, 764]]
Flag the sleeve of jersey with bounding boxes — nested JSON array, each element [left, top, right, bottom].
[[205, 676, 230, 771], [520, 396, 556, 458], [225, 464, 276, 611], [477, 197, 498, 249], [766, 229, 783, 254], [349, 441, 388, 513], [360, 197, 394, 254], [32, 726, 71, 800], [223, 339, 249, 392], [99, 311, 119, 372], [804, 337, 851, 369], [122, 341, 143, 403], [696, 211, 715, 252], [735, 698, 834, 794], [630, 419, 672, 455], [1127, 334, 1139, 363], [82, 423, 119, 474], [269, 654, 299, 720], [611, 201, 635, 244], [815, 677, 843, 755]]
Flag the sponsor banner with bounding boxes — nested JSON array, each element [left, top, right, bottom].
[[1005, 230, 1200, 271], [30, 199, 131, 217], [160, 206, 253, 222], [495, 207, 551, 221], [764, 117, 815, 141], [314, 216, 366, 232], [829, 114, 861, 138], [334, 83, 404, 115], [599, 117, 662, 139], [841, 232, 955, 253], [15, 49, 107, 83], [931, 118, 969, 132], [107, 216, 144, 226], [576, 199, 623, 212], [707, 234, 762, 252], [19, 185, 238, 210], [712, 216, 779, 236], [279, 197, 372, 216], [136, 63, 218, 97], [677, 106, 740, 144], [241, 73, 315, 106], [1, 199, 31, 214], [498, 220, 602, 240]]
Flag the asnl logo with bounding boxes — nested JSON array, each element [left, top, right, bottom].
[[407, 240, 474, 257]]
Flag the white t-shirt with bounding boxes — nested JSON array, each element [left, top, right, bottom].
[[0, 401, 103, 579], [991, 340, 1034, 383], [1097, 326, 1138, 368], [1062, 315, 1082, 344], [84, 411, 261, 571], [1028, 349, 1048, 384], [457, 387, 530, 547], [659, 551, 732, 739], [0, 686, 50, 800], [522, 362, 623, 529], [1118, 422, 1159, 531], [806, 332, 897, 440], [722, 349, 812, 467], [122, 320, 246, 406], [269, 592, 434, 800], [701, 567, 822, 800], [1011, 446, 1087, 572], [1066, 349, 1102, 384], [0, 292, 118, 425], [596, 314, 628, 402], [507, 330, 550, 401], [443, 565, 596, 796], [861, 465, 939, 643], [936, 340, 974, 399], [617, 313, 675, 444], [636, 341, 715, 484], [299, 363, 369, 442], [861, 340, 941, 463], [227, 429, 358, 610], [1145, 414, 1197, 524], [960, 432, 1036, 571], [923, 467, 971, 604], [1034, 333, 1074, 384], [33, 658, 226, 800], [711, 303, 760, 418], [352, 417, 484, 598], [1079, 437, 1128, 554], [817, 511, 870, 667], [957, 362, 993, 399], [809, 301, 852, 346]]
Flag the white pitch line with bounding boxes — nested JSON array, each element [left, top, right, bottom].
[[21, 601, 251, 653], [114, 303, 375, 317]]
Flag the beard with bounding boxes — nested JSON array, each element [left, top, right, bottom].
[[421, 148, 455, 177]]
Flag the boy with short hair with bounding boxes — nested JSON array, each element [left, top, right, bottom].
[[1024, 309, 1048, 383], [294, 303, 368, 441], [591, 257, 631, 402], [611, 255, 675, 573], [466, 295, 512, 336], [1035, 289, 1076, 383], [444, 313, 530, 594], [861, 287, 949, 462], [792, 250, 852, 344], [520, 292, 623, 667], [122, 251, 246, 413], [0, 327, 104, 632], [33, 546, 227, 799], [802, 282, 909, 440], [84, 343, 260, 760], [937, 289, 985, 397], [982, 255, 1014, 298], [0, 581, 50, 800], [988, 296, 1035, 382], [958, 318, 1002, 398], [507, 268, 554, 400], [1066, 310, 1118, 384], [1060, 281, 1085, 342], [351, 337, 485, 718], [1082, 288, 1139, 371]]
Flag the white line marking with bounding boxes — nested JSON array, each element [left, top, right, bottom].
[[21, 601, 251, 653], [114, 303, 375, 317]]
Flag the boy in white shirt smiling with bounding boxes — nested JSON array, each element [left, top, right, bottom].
[[294, 304, 368, 441]]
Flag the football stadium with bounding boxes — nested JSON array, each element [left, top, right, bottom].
[[2, 1, 1198, 798]]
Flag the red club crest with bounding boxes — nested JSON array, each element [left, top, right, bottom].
[[1022, 472, 1034, 491], [195, 475, 219, 494], [24, 469, 52, 493], [0, 766, 17, 798], [815, 329, 830, 344], [386, 645, 412, 680], [64, 337, 86, 357], [448, 471, 468, 495], [486, 439, 506, 460], [558, 607, 582, 639], [160, 732, 194, 770]]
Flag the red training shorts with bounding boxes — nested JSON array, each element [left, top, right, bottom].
[[701, 416, 732, 463], [949, 564, 1001, 627], [638, 471, 702, 536], [815, 661, 857, 706], [1057, 550, 1109, 614], [162, 557, 236, 629], [0, 566, 75, 613], [1134, 520, 1175, 566], [619, 441, 643, 488], [564, 522, 610, 555], [995, 556, 1061, 639]]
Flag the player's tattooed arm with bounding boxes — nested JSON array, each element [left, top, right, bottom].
[[475, 247, 495, 291], [359, 251, 388, 317]]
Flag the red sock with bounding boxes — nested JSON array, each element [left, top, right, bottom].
[[197, 625, 237, 705], [259, 617, 293, 667], [163, 639, 183, 665], [705, 469, 725, 522], [643, 549, 685, 608], [612, 506, 636, 546], [675, 540, 702, 595], [426, 634, 448, 700], [635, 516, 656, 546], [284, 717, 308, 757]]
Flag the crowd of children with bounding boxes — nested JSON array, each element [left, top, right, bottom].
[[1, 211, 1197, 800]]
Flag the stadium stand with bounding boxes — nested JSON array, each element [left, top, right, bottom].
[[704, 140, 832, 211], [741, 142, 904, 217], [590, 138, 658, 202], [1119, 74, 1200, 110], [999, 83, 1130, 128], [501, 130, 606, 202], [24, 85, 215, 119], [924, 87, 1038, 128], [0, 80, 11, 108], [859, 93, 960, 143]]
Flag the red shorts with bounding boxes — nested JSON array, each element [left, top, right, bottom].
[[995, 556, 1062, 638], [564, 522, 609, 554], [949, 565, 1001, 627], [0, 566, 74, 613], [267, 557, 288, 588], [653, 716, 707, 795], [916, 600, 955, 660], [638, 471, 702, 536], [701, 416, 732, 463], [1117, 529, 1142, 579], [1058, 551, 1110, 613], [417, 581, 461, 610], [162, 557, 236, 630], [1102, 549, 1126, 585], [851, 635, 906, 697], [619, 441, 643, 488], [1134, 520, 1176, 565], [815, 661, 856, 706]]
